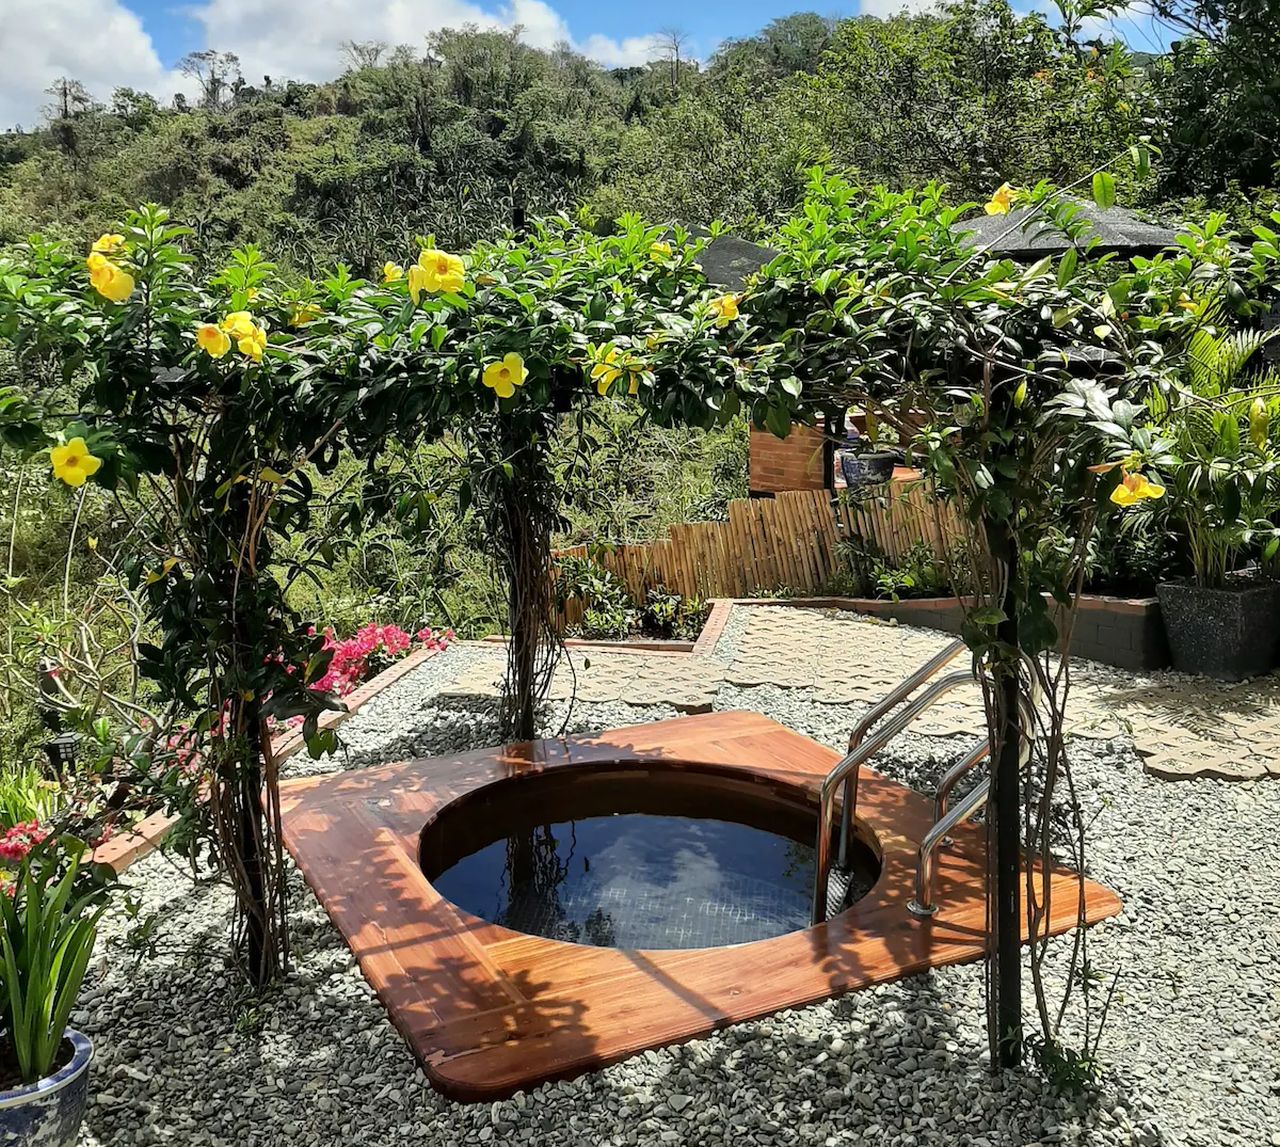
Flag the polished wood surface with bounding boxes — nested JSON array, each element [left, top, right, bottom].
[[281, 712, 1122, 1101]]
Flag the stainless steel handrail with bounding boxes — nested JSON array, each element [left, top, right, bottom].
[[906, 776, 991, 916], [836, 638, 968, 868], [932, 740, 991, 844], [908, 692, 1037, 916], [811, 668, 976, 924]]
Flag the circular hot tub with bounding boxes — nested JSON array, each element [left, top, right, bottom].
[[419, 763, 881, 950]]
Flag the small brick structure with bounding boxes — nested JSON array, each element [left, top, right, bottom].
[[749, 425, 831, 495], [774, 594, 1170, 672]]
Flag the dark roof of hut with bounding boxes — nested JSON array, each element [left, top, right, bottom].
[[688, 229, 779, 289], [959, 201, 1177, 258]]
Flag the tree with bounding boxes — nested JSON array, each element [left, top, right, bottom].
[[1149, 0, 1280, 196], [180, 50, 243, 110], [342, 41, 389, 70], [654, 29, 690, 95]]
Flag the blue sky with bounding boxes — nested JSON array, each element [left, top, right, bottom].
[[110, 0, 869, 70], [3, 0, 1170, 130]]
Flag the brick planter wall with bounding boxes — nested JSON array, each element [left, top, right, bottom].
[[774, 594, 1170, 672], [749, 426, 830, 495]]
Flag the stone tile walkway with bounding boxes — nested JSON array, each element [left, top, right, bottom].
[[439, 604, 1280, 781]]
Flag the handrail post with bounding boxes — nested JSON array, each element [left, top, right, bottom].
[[835, 639, 967, 870]]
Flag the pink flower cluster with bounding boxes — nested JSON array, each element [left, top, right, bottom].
[[0, 821, 49, 863], [308, 623, 450, 698]]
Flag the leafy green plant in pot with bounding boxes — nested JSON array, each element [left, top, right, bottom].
[[0, 836, 110, 1146], [1136, 330, 1280, 680]]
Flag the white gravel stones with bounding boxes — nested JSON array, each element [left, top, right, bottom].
[[74, 616, 1280, 1147]]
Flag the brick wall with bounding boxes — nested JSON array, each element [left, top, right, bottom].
[[749, 426, 830, 495]]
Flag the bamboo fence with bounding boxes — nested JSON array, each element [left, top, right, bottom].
[[553, 480, 965, 627]]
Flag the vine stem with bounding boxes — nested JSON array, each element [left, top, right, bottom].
[[63, 483, 88, 616]]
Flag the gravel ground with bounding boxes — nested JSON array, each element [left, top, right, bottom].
[[74, 617, 1280, 1147]]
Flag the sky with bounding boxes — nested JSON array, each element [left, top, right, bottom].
[[0, 0, 1170, 131]]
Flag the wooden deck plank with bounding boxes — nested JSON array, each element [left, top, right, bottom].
[[281, 712, 1122, 1102]]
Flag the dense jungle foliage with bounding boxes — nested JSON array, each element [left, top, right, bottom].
[[0, 0, 1276, 769], [3, 0, 1277, 263]]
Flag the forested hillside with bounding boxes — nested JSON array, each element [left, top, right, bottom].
[[3, 0, 1276, 273]]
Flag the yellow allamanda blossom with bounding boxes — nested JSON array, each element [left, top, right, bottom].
[[219, 312, 269, 361], [91, 234, 126, 254], [290, 302, 322, 327], [482, 353, 528, 399], [196, 323, 232, 359], [383, 261, 404, 283], [86, 255, 135, 302], [708, 294, 740, 328], [984, 183, 1016, 216], [1109, 470, 1165, 507], [50, 437, 103, 488], [591, 347, 642, 396], [408, 249, 466, 302], [649, 240, 672, 261]]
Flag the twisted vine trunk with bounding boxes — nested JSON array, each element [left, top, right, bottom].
[[490, 432, 559, 743], [987, 521, 1024, 1069]]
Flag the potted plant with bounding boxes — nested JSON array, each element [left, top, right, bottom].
[[1139, 337, 1280, 679], [839, 409, 898, 488], [0, 837, 109, 1146]]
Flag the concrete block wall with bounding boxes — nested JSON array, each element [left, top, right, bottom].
[[778, 594, 1170, 672]]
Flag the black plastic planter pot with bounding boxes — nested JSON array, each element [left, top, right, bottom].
[[1156, 580, 1280, 681], [0, 1030, 92, 1147]]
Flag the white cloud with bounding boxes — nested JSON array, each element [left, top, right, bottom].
[[185, 0, 657, 90], [858, 0, 938, 17], [0, 0, 189, 128], [0, 0, 658, 129]]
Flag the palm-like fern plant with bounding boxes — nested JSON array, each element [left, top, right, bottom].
[[1147, 320, 1280, 588]]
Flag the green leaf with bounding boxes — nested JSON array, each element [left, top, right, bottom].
[[1056, 247, 1077, 288], [1091, 172, 1116, 210], [970, 605, 1008, 626]]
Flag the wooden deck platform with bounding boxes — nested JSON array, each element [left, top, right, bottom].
[[280, 712, 1121, 1101]]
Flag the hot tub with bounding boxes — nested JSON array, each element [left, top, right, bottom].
[[420, 764, 881, 949]]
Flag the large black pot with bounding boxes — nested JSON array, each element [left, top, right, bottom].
[[0, 1029, 92, 1147], [1156, 580, 1280, 681]]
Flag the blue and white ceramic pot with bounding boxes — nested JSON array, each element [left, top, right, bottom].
[[0, 1030, 92, 1147]]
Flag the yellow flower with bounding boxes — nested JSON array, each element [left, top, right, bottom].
[[1110, 470, 1165, 507], [196, 323, 232, 359], [237, 326, 269, 361], [650, 240, 673, 261], [984, 183, 1016, 216], [407, 265, 428, 303], [220, 311, 257, 340], [85, 251, 108, 272], [482, 352, 528, 399], [89, 260, 135, 302], [91, 233, 126, 254], [383, 261, 404, 283], [245, 287, 260, 301], [87, 536, 98, 551], [415, 248, 466, 295], [708, 294, 740, 328], [290, 302, 322, 327], [591, 348, 623, 395], [217, 311, 268, 359], [1250, 397, 1270, 449], [50, 437, 103, 488]]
